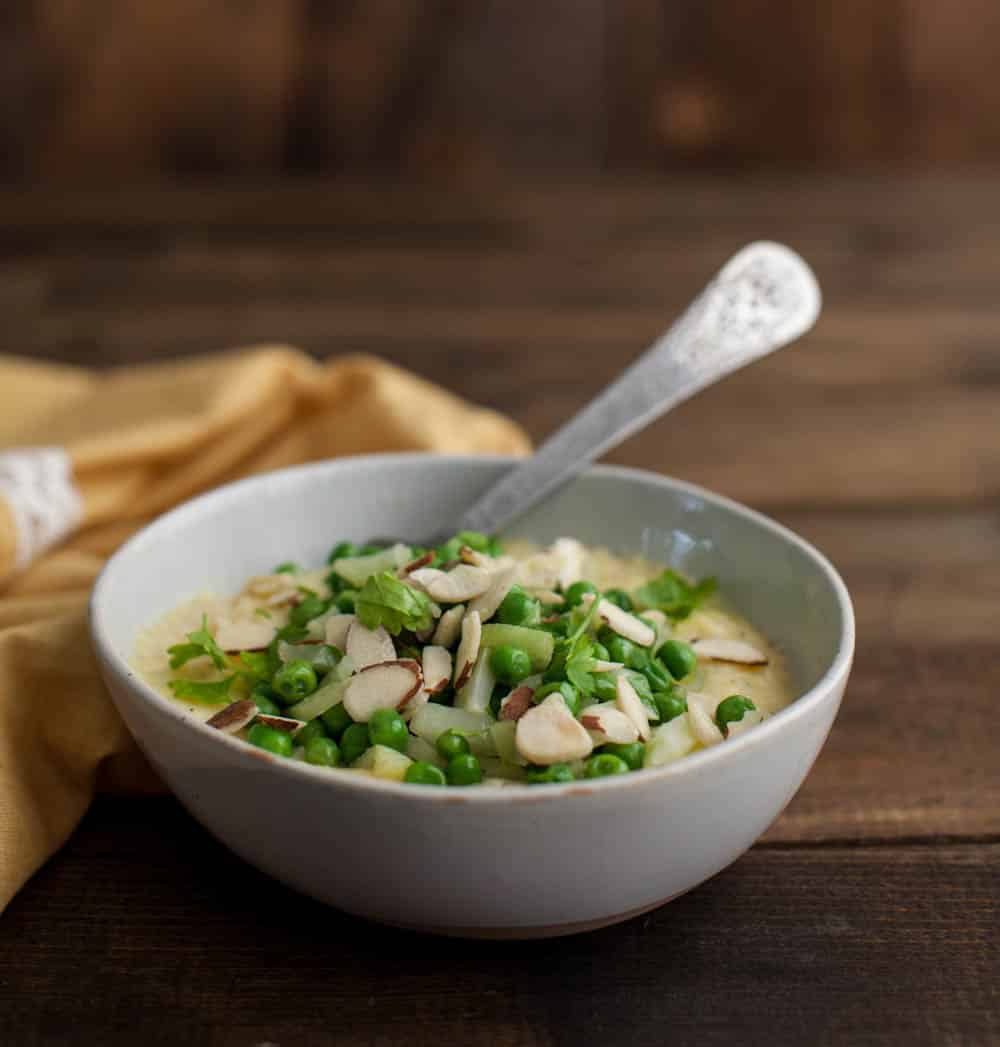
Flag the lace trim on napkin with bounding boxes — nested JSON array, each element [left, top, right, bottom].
[[0, 448, 83, 569]]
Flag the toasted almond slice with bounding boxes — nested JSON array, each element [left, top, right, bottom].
[[690, 637, 769, 666], [581, 594, 655, 648], [408, 565, 492, 603], [399, 687, 429, 720], [256, 714, 307, 734], [515, 693, 594, 764], [592, 659, 625, 673], [399, 551, 434, 576], [432, 604, 466, 647], [615, 674, 651, 741], [686, 692, 724, 747], [552, 537, 584, 589], [453, 610, 482, 689], [324, 613, 356, 650], [206, 699, 258, 734], [499, 685, 535, 722], [459, 545, 494, 567], [467, 564, 517, 623], [422, 645, 453, 694], [579, 703, 640, 745], [345, 621, 396, 670], [529, 589, 564, 606], [342, 659, 423, 722], [213, 617, 275, 653]]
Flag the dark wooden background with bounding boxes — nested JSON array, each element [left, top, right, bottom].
[[5, 0, 1000, 183], [0, 177, 998, 1044]]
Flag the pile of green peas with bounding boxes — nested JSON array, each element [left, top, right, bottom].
[[211, 536, 756, 784]]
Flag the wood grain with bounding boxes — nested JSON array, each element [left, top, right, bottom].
[[1, 798, 995, 1047]]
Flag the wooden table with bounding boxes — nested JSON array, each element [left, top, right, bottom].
[[0, 178, 997, 1045]]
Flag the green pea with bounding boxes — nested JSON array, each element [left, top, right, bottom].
[[250, 682, 282, 716], [600, 742, 645, 771], [339, 723, 371, 765], [446, 753, 483, 786], [436, 729, 471, 760], [593, 642, 610, 661], [274, 562, 300, 574], [305, 736, 341, 767], [247, 723, 293, 758], [563, 580, 598, 608], [486, 536, 504, 558], [496, 587, 542, 627], [583, 753, 630, 778], [540, 617, 571, 638], [405, 761, 447, 786], [272, 660, 318, 702], [655, 691, 688, 722], [490, 645, 533, 685], [642, 659, 672, 693], [526, 763, 575, 785], [336, 590, 358, 613], [592, 674, 619, 702], [533, 681, 580, 717], [367, 708, 409, 753], [606, 635, 649, 670], [659, 639, 698, 680], [603, 589, 633, 612], [320, 702, 353, 738], [289, 595, 328, 628], [715, 695, 756, 736], [296, 719, 328, 748], [456, 530, 491, 552], [327, 541, 357, 564], [435, 537, 463, 563]]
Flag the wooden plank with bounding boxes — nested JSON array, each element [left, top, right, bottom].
[[0, 798, 995, 1046]]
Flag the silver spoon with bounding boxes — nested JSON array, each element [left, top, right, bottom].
[[454, 241, 821, 537]]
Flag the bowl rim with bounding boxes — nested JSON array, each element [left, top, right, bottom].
[[90, 452, 855, 806]]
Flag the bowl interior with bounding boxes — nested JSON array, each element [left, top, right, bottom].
[[94, 455, 848, 702]]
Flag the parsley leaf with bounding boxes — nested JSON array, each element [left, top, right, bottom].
[[168, 675, 236, 704], [167, 616, 229, 671], [632, 570, 716, 621], [355, 571, 435, 637], [235, 650, 273, 681]]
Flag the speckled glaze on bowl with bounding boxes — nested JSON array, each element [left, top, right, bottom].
[[90, 455, 854, 938]]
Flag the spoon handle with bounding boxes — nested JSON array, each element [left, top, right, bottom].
[[457, 241, 821, 536]]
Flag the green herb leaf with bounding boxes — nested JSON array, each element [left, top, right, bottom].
[[236, 650, 273, 680], [632, 570, 717, 621], [167, 615, 229, 671], [355, 570, 436, 636], [168, 675, 236, 704]]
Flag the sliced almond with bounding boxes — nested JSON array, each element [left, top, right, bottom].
[[206, 699, 258, 734], [324, 613, 356, 651], [552, 537, 584, 589], [453, 610, 482, 689], [408, 565, 492, 603], [459, 545, 493, 567], [581, 594, 655, 648], [499, 685, 535, 722], [256, 714, 307, 735], [686, 692, 725, 747], [690, 637, 769, 666], [213, 617, 276, 653], [515, 693, 594, 765], [529, 589, 564, 606], [421, 645, 453, 694], [342, 659, 423, 722], [579, 703, 640, 745], [432, 604, 466, 648], [399, 551, 434, 576], [615, 674, 651, 741], [345, 621, 396, 670], [592, 659, 625, 673], [467, 564, 517, 623], [399, 686, 429, 720]]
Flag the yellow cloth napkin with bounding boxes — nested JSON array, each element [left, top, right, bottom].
[[0, 347, 529, 910]]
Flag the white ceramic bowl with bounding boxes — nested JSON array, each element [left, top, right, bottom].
[[91, 454, 854, 938]]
